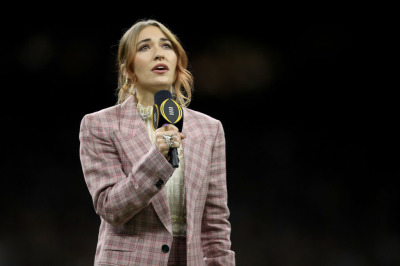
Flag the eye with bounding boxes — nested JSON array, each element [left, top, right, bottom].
[[138, 44, 150, 51], [162, 43, 172, 49]]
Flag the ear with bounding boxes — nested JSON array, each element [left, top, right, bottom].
[[120, 63, 128, 77], [121, 63, 136, 79]]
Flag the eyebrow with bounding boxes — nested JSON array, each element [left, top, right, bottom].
[[137, 37, 171, 46]]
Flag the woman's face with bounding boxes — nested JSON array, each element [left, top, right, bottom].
[[133, 26, 177, 93]]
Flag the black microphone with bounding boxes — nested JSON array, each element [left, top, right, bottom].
[[153, 90, 184, 168]]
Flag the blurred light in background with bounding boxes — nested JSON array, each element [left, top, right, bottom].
[[18, 33, 54, 72], [191, 36, 283, 97]]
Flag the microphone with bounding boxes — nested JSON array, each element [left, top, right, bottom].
[[153, 90, 183, 168]]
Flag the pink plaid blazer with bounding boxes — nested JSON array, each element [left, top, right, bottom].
[[79, 96, 235, 265]]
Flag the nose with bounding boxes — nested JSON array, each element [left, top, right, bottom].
[[154, 46, 165, 60]]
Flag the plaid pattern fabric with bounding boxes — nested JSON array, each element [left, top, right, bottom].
[[79, 96, 235, 265], [168, 236, 187, 265]]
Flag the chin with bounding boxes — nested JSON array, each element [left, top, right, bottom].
[[152, 81, 173, 90], [138, 79, 173, 92], [142, 84, 170, 93]]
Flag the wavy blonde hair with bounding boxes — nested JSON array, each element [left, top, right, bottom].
[[116, 19, 193, 107]]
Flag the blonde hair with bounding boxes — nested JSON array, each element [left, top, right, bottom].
[[116, 19, 193, 107]]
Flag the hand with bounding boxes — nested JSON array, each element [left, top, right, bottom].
[[155, 124, 185, 159]]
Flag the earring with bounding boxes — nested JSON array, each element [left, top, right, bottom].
[[124, 77, 129, 87]]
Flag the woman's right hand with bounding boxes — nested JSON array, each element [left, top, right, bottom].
[[155, 124, 185, 159]]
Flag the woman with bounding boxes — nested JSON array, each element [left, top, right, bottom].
[[79, 19, 235, 265]]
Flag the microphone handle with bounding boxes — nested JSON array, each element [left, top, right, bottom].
[[169, 147, 179, 168]]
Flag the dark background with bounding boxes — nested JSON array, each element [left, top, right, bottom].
[[1, 6, 397, 266]]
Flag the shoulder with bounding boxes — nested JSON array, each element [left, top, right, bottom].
[[184, 107, 220, 124], [183, 107, 224, 136], [80, 104, 121, 130]]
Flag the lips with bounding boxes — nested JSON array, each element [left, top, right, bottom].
[[152, 63, 169, 73]]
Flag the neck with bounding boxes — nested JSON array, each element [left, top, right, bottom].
[[135, 89, 154, 107], [135, 85, 171, 107]]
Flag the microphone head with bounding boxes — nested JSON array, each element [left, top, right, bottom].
[[153, 90, 183, 131], [154, 90, 172, 106]]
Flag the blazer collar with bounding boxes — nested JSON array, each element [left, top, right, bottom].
[[119, 95, 148, 141], [181, 108, 209, 241], [181, 109, 203, 142]]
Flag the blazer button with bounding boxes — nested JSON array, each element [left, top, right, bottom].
[[155, 179, 164, 189], [162, 244, 170, 253]]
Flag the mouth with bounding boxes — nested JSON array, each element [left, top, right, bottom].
[[152, 63, 169, 73]]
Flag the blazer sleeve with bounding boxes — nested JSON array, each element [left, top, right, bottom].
[[79, 113, 175, 226], [201, 121, 235, 265]]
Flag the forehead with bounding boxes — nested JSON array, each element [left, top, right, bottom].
[[138, 26, 168, 40]]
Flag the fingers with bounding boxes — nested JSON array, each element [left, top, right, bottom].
[[155, 124, 183, 139], [162, 123, 178, 132], [155, 132, 181, 148], [155, 124, 184, 158], [155, 136, 179, 158]]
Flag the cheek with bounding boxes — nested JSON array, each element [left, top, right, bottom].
[[172, 54, 178, 67], [170, 54, 178, 74], [133, 58, 142, 74], [133, 55, 148, 75]]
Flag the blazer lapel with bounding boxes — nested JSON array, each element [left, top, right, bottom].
[[151, 190, 172, 235], [181, 109, 209, 241], [118, 95, 151, 156], [118, 96, 172, 235]]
